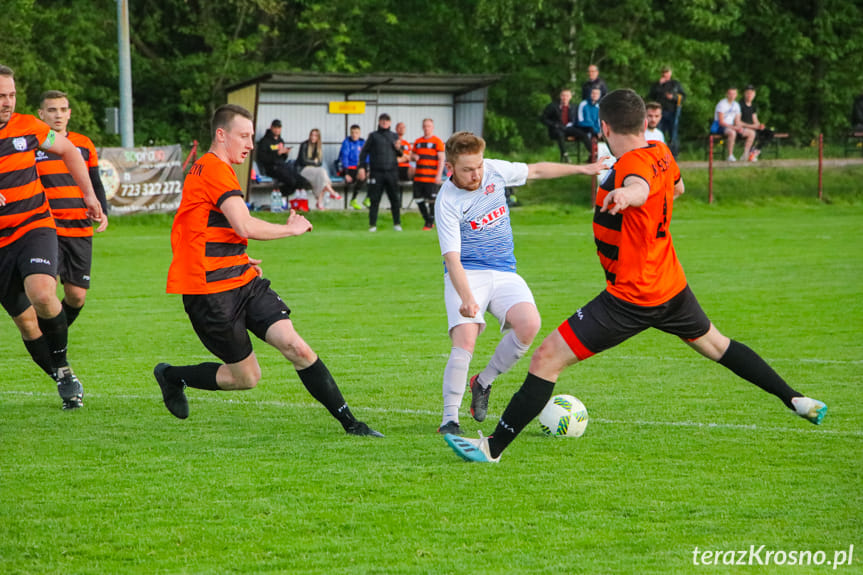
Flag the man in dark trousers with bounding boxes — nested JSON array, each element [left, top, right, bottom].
[[359, 113, 402, 232], [255, 119, 305, 193], [540, 88, 592, 162]]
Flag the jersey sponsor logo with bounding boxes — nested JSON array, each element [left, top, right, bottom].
[[30, 257, 52, 265], [469, 204, 507, 231], [36, 150, 48, 161], [484, 183, 495, 195], [13, 137, 27, 151]]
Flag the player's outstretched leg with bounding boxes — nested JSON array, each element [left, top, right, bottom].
[[297, 358, 383, 437]]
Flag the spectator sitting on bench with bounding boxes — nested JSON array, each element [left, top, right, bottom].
[[541, 88, 592, 162], [712, 87, 755, 162], [297, 128, 342, 211], [256, 119, 308, 193], [738, 84, 773, 161], [577, 87, 602, 146], [339, 124, 367, 210]]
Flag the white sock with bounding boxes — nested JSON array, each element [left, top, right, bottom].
[[442, 347, 472, 425], [477, 330, 531, 388]]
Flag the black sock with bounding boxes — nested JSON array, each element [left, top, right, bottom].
[[718, 339, 801, 410], [166, 363, 221, 390], [488, 372, 556, 459], [23, 335, 54, 377], [296, 358, 356, 429], [37, 310, 69, 370], [417, 201, 430, 225], [61, 299, 83, 327]]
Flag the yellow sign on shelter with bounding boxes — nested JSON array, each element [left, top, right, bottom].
[[329, 101, 366, 114]]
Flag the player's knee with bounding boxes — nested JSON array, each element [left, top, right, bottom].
[[235, 366, 262, 389], [64, 291, 86, 308]]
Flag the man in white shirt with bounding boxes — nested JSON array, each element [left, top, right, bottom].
[[644, 101, 666, 143], [713, 87, 755, 162], [434, 131, 604, 435]]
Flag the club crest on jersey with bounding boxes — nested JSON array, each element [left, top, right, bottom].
[[13, 137, 27, 151], [484, 183, 495, 195], [469, 205, 507, 230]]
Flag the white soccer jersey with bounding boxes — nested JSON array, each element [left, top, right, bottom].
[[436, 159, 529, 273], [645, 127, 666, 143]]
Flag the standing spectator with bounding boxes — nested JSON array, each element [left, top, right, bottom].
[[0, 65, 105, 409], [541, 88, 592, 162], [739, 85, 773, 161], [580, 64, 608, 102], [647, 66, 686, 156], [255, 119, 302, 194], [644, 101, 666, 143], [577, 87, 602, 139], [712, 87, 755, 162], [853, 91, 863, 130], [339, 124, 367, 210], [395, 121, 413, 182], [411, 118, 445, 230], [36, 90, 109, 329], [154, 104, 382, 437], [297, 128, 342, 210], [360, 113, 403, 232]]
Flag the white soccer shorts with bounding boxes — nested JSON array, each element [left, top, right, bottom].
[[443, 269, 536, 334]]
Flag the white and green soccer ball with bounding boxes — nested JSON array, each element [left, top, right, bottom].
[[539, 394, 589, 437]]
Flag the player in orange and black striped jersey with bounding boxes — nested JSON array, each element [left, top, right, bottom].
[[36, 90, 109, 328], [0, 66, 105, 409], [446, 90, 827, 464], [411, 118, 445, 230], [153, 104, 382, 436]]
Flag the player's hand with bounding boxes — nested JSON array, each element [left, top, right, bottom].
[[601, 189, 630, 215], [93, 212, 109, 233], [248, 256, 263, 277], [285, 209, 313, 235], [0, 192, 5, 206], [459, 298, 480, 318], [581, 156, 611, 175], [84, 194, 104, 224], [345, 174, 353, 183], [357, 168, 366, 180]]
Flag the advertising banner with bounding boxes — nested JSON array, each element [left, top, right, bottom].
[[98, 145, 184, 214]]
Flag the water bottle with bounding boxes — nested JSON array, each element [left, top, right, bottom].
[[271, 189, 283, 212]]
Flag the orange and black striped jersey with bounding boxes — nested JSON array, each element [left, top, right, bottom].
[[35, 131, 98, 238], [398, 138, 411, 168], [593, 141, 687, 306], [166, 152, 257, 295], [0, 113, 55, 249], [412, 135, 444, 183]]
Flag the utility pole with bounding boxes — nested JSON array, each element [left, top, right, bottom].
[[117, 0, 134, 147]]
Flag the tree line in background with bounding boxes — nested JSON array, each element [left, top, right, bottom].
[[3, 0, 861, 152]]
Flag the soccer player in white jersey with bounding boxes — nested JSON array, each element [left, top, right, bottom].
[[434, 131, 605, 435]]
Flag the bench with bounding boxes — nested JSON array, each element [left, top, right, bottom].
[[706, 131, 790, 161], [844, 130, 863, 157], [563, 135, 598, 163]]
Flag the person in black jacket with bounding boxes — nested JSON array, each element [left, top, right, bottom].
[[540, 89, 592, 162], [647, 67, 686, 156], [580, 65, 608, 102], [359, 113, 403, 231], [255, 119, 306, 195]]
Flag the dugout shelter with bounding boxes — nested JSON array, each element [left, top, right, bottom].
[[225, 72, 500, 199]]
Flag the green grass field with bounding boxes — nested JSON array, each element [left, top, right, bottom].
[[1, 196, 862, 573]]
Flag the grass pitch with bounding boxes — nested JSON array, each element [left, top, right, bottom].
[[1, 201, 861, 574]]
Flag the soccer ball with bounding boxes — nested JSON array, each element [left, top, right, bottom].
[[538, 394, 589, 437]]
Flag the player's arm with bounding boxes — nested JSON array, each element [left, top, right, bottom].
[[443, 252, 479, 318], [673, 176, 685, 199], [221, 195, 312, 240], [43, 133, 104, 224], [601, 175, 650, 215], [527, 159, 607, 180], [435, 150, 445, 184]]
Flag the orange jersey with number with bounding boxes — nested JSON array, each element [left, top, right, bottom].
[[412, 135, 444, 183], [592, 141, 686, 306], [0, 113, 55, 248], [36, 131, 98, 238], [166, 152, 257, 295]]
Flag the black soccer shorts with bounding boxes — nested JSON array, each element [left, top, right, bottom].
[[558, 285, 711, 360], [0, 227, 59, 318], [182, 276, 292, 364], [412, 181, 439, 201], [57, 236, 93, 289]]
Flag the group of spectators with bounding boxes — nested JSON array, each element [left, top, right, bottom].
[[542, 65, 686, 161], [255, 114, 445, 232]]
